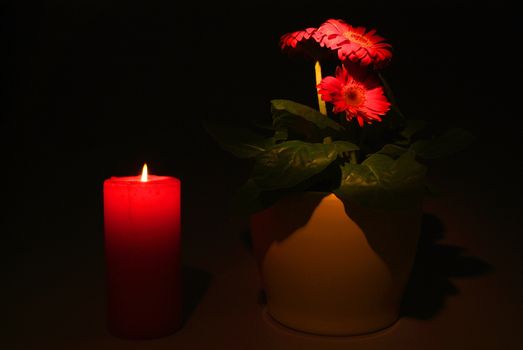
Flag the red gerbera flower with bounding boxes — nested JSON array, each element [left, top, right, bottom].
[[280, 27, 317, 50], [280, 27, 335, 60], [317, 64, 391, 126], [316, 19, 392, 67]]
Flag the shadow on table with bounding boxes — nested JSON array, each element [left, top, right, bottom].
[[400, 213, 493, 319], [182, 265, 213, 325]]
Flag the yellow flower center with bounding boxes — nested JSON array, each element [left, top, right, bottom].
[[343, 31, 372, 47], [344, 86, 366, 107]]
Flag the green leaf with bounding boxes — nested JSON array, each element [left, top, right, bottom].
[[332, 141, 360, 155], [203, 120, 274, 158], [376, 144, 408, 159], [271, 99, 343, 131], [387, 151, 427, 190], [410, 127, 475, 159], [335, 162, 380, 207], [335, 151, 426, 210], [400, 119, 428, 140], [272, 110, 323, 142], [362, 154, 395, 183], [252, 140, 340, 190], [273, 128, 288, 142]]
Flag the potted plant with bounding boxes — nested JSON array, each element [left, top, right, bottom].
[[205, 18, 473, 336]]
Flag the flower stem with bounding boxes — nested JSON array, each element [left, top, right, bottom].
[[350, 151, 357, 164], [378, 72, 406, 120], [314, 60, 327, 115]]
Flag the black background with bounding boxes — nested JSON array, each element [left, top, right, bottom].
[[5, 3, 520, 163], [5, 2, 520, 165], [3, 1, 522, 348]]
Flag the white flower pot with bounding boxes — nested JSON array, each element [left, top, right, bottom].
[[250, 192, 422, 336]]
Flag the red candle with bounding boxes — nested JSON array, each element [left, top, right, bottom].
[[103, 164, 181, 339]]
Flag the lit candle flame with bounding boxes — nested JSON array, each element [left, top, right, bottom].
[[141, 163, 148, 182]]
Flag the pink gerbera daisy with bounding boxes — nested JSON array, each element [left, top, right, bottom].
[[316, 19, 392, 67], [280, 27, 317, 50], [317, 64, 391, 126], [280, 27, 335, 60]]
